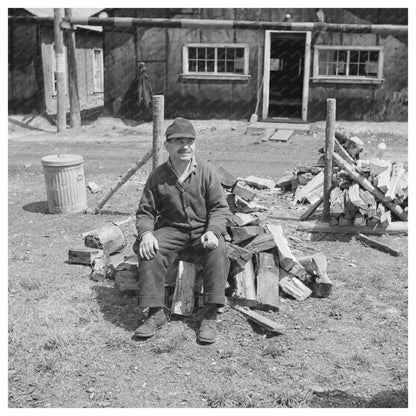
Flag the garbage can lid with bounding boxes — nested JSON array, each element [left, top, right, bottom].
[[41, 154, 84, 167]]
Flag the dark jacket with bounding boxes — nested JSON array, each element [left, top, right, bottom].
[[135, 158, 229, 238]]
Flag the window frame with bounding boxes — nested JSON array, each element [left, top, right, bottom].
[[312, 45, 384, 84], [93, 48, 104, 93], [181, 43, 250, 81]]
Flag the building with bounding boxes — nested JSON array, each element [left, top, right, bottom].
[[8, 8, 104, 116], [95, 8, 407, 122]]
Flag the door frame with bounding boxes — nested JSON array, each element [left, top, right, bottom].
[[262, 30, 311, 121]]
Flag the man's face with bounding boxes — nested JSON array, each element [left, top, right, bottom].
[[164, 137, 196, 163]]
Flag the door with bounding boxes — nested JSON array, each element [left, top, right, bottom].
[[263, 31, 311, 121]]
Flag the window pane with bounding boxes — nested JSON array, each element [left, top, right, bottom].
[[327, 62, 336, 75], [217, 60, 225, 72], [349, 63, 358, 76], [226, 61, 235, 73], [189, 60, 197, 72], [226, 48, 235, 59], [188, 47, 196, 59], [360, 51, 369, 63], [197, 60, 205, 72], [218, 48, 225, 60], [236, 48, 244, 58], [197, 48, 206, 59], [350, 50, 359, 63], [318, 61, 327, 75], [206, 60, 215, 72], [369, 51, 379, 62], [207, 48, 215, 59]]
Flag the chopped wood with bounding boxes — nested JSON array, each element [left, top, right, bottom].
[[373, 165, 391, 193], [225, 242, 253, 267], [234, 195, 268, 213], [294, 171, 324, 204], [242, 232, 276, 254], [353, 212, 366, 227], [233, 304, 284, 333], [356, 233, 403, 257], [269, 129, 293, 142], [300, 195, 324, 221], [84, 221, 127, 255], [90, 255, 113, 281], [171, 261, 196, 316], [338, 215, 353, 227], [256, 252, 280, 309], [228, 225, 266, 244], [276, 173, 294, 189], [217, 166, 237, 188], [348, 183, 367, 210], [68, 247, 104, 265], [297, 220, 408, 235], [244, 175, 276, 190], [379, 210, 392, 228], [87, 181, 102, 193], [296, 253, 332, 297], [329, 187, 345, 216], [234, 259, 257, 306], [232, 183, 257, 202], [334, 138, 355, 164], [385, 163, 405, 202], [279, 268, 312, 301], [230, 212, 263, 227], [369, 158, 391, 176], [298, 172, 313, 185], [333, 152, 407, 221]]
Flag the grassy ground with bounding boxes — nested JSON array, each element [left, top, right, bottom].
[[8, 116, 408, 408]]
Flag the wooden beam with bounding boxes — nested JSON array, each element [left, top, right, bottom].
[[324, 98, 336, 221], [300, 195, 324, 221], [233, 305, 284, 333], [356, 233, 403, 257], [256, 252, 280, 309], [297, 220, 408, 235], [171, 261, 196, 316]]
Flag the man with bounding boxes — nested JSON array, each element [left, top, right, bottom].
[[134, 117, 230, 344]]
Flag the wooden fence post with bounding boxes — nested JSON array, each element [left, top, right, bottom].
[[64, 8, 81, 128], [53, 8, 66, 132], [323, 98, 336, 222], [152, 95, 165, 169]]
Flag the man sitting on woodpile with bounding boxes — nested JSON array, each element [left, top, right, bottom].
[[133, 117, 230, 344]]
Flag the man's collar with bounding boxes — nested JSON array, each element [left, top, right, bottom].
[[167, 156, 197, 173]]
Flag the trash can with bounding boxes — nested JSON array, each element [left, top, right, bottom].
[[41, 154, 88, 214]]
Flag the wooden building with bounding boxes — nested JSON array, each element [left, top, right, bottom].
[[96, 8, 407, 122], [8, 8, 104, 116]]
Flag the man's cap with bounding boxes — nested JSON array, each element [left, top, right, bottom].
[[166, 117, 196, 140]]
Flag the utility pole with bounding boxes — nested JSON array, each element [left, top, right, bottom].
[[64, 8, 81, 128], [53, 8, 66, 132]]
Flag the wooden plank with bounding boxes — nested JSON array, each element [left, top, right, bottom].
[[228, 225, 266, 244], [68, 247, 104, 265], [171, 261, 196, 316], [234, 259, 257, 306], [269, 129, 293, 142], [256, 252, 280, 309], [356, 233, 403, 257], [294, 171, 324, 204], [324, 98, 336, 221], [334, 138, 355, 165], [260, 128, 276, 142], [232, 183, 256, 202], [297, 220, 408, 235], [279, 269, 312, 301], [300, 195, 324, 221], [233, 305, 284, 333]]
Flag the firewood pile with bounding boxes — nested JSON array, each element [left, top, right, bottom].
[[276, 131, 408, 227]]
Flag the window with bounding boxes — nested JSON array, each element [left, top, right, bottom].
[[313, 46, 383, 84], [93, 48, 104, 93], [182, 44, 250, 80]]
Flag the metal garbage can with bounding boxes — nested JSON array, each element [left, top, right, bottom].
[[41, 154, 88, 214]]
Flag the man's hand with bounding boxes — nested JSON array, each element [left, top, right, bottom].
[[139, 233, 159, 259], [200, 231, 219, 250]]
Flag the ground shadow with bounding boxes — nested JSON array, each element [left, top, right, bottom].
[[309, 233, 354, 243], [22, 201, 49, 214], [8, 117, 50, 132], [310, 387, 408, 408]]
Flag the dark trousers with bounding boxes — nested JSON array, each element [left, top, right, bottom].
[[137, 227, 230, 308]]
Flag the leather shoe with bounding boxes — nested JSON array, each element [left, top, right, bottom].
[[197, 304, 218, 344], [134, 308, 167, 338]]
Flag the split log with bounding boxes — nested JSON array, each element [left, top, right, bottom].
[[332, 152, 407, 221], [348, 183, 367, 210], [265, 223, 307, 280], [334, 138, 355, 164], [300, 195, 324, 221], [385, 163, 405, 202], [171, 261, 196, 316], [255, 252, 280, 309], [242, 232, 276, 254], [90, 254, 114, 281], [217, 167, 237, 188], [234, 195, 268, 213], [279, 269, 312, 301], [234, 259, 257, 306], [244, 175, 276, 190], [228, 225, 266, 244], [68, 247, 104, 265], [84, 221, 126, 255], [297, 253, 332, 297], [373, 165, 392, 193], [276, 173, 294, 189], [225, 242, 253, 268], [369, 158, 391, 176], [297, 220, 408, 235], [305, 186, 323, 204], [233, 305, 284, 333], [356, 233, 403, 257], [229, 212, 263, 227], [232, 182, 257, 202], [294, 171, 324, 204], [329, 187, 345, 216], [353, 213, 366, 227]]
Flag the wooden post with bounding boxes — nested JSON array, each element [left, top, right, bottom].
[[53, 8, 66, 132], [152, 95, 165, 169], [64, 8, 81, 128], [323, 98, 336, 221]]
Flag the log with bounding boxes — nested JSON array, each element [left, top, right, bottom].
[[232, 183, 257, 202], [334, 138, 355, 165], [217, 167, 237, 188], [356, 233, 403, 257], [244, 175, 276, 190], [332, 152, 407, 221], [242, 232, 276, 254], [300, 195, 324, 221], [68, 247, 104, 265], [385, 163, 405, 202], [225, 242, 253, 268], [234, 259, 257, 306], [255, 252, 280, 309], [171, 261, 196, 316], [297, 253, 332, 297], [297, 220, 408, 235], [228, 225, 266, 244], [324, 98, 336, 221], [233, 305, 284, 333], [279, 269, 312, 301], [230, 212, 262, 226], [329, 187, 345, 216]]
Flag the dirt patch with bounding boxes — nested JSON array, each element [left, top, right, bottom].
[[8, 116, 408, 408]]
